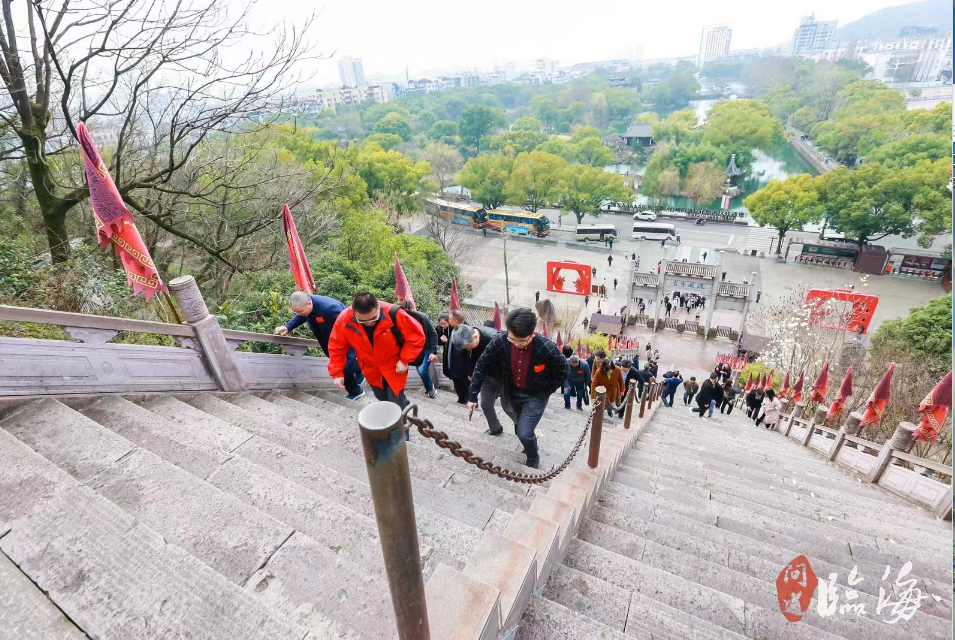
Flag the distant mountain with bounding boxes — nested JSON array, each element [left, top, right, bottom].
[[836, 0, 953, 40]]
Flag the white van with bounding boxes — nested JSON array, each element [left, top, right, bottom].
[[632, 222, 679, 242], [576, 224, 617, 242]]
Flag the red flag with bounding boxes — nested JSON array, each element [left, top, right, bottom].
[[282, 204, 315, 294], [859, 363, 894, 430], [780, 371, 791, 399], [826, 367, 853, 420], [764, 369, 775, 391], [609, 335, 616, 350], [586, 343, 592, 357], [556, 331, 563, 350], [745, 372, 755, 392], [757, 372, 766, 390], [810, 361, 829, 404], [492, 302, 502, 330], [790, 371, 805, 404], [576, 339, 583, 357], [76, 122, 164, 300], [394, 254, 416, 310], [449, 279, 461, 311], [915, 371, 952, 443]]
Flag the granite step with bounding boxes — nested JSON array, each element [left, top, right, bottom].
[[0, 483, 305, 639], [515, 594, 628, 640], [0, 552, 86, 640], [540, 563, 631, 632]]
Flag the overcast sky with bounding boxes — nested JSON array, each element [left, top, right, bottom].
[[242, 0, 922, 87]]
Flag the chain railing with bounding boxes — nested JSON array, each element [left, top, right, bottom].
[[402, 397, 603, 484]]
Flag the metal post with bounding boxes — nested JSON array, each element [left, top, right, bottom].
[[638, 384, 647, 418], [623, 380, 636, 429], [358, 403, 429, 640], [588, 386, 606, 469]]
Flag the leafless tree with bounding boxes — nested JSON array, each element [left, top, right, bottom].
[[0, 0, 319, 262], [424, 208, 477, 265], [706, 80, 731, 99]]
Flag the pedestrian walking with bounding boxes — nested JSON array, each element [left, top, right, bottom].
[[692, 373, 722, 418], [702, 251, 708, 261], [721, 271, 727, 281], [700, 297, 706, 310], [397, 300, 439, 398], [535, 290, 540, 302], [613, 278, 618, 290], [438, 309, 470, 404], [652, 349, 659, 362], [634, 255, 639, 266], [327, 292, 425, 409], [756, 290, 762, 302], [661, 239, 666, 248], [682, 377, 699, 405], [592, 358, 624, 419], [563, 355, 591, 410], [276, 292, 365, 400], [720, 380, 738, 414], [584, 295, 590, 307], [467, 308, 569, 468], [645, 342, 651, 357], [755, 389, 781, 428], [592, 266, 597, 277], [608, 236, 614, 249], [662, 371, 683, 407], [665, 300, 672, 317], [450, 322, 499, 416], [607, 254, 613, 266], [745, 388, 765, 418]]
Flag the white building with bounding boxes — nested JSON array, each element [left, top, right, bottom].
[[534, 58, 560, 75], [861, 35, 953, 83], [698, 26, 732, 66], [337, 57, 366, 88], [313, 84, 390, 112], [791, 14, 837, 57]]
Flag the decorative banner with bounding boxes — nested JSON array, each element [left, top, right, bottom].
[[915, 371, 951, 443], [283, 204, 315, 294], [745, 372, 755, 392], [757, 372, 766, 391], [859, 363, 894, 430], [790, 370, 805, 404], [764, 369, 775, 392], [586, 343, 591, 358], [780, 371, 792, 400], [721, 194, 731, 211], [576, 339, 583, 357], [492, 302, 502, 330], [826, 367, 853, 420], [450, 279, 461, 311], [556, 331, 563, 351], [76, 122, 164, 301], [540, 320, 549, 338], [810, 361, 830, 404], [394, 254, 415, 310]]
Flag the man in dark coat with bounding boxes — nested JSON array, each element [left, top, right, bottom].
[[397, 301, 439, 398], [693, 373, 723, 418], [276, 291, 364, 399], [563, 355, 591, 410], [438, 309, 470, 403], [745, 388, 765, 418], [468, 308, 570, 468]]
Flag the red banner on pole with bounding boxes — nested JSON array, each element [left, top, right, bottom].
[[394, 254, 415, 310], [77, 122, 164, 301], [450, 279, 461, 311], [282, 204, 315, 294]]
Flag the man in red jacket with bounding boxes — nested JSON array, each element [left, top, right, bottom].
[[328, 292, 425, 409]]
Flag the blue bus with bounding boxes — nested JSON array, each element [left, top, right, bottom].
[[426, 197, 488, 228]]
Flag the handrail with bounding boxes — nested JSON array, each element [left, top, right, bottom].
[[813, 425, 839, 436], [844, 434, 882, 450], [665, 263, 717, 279], [631, 273, 661, 286], [717, 282, 750, 298], [0, 304, 195, 337], [889, 450, 954, 476], [221, 329, 316, 348]]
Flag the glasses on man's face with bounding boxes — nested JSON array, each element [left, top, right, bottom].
[[353, 307, 380, 326], [507, 333, 534, 347]]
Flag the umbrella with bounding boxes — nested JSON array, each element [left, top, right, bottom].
[[810, 361, 830, 404], [780, 371, 791, 400], [393, 253, 415, 310], [282, 204, 316, 294], [764, 369, 775, 392], [826, 367, 853, 420], [449, 279, 461, 311], [744, 372, 755, 392], [859, 363, 894, 432], [76, 122, 165, 301], [790, 371, 805, 404], [556, 331, 563, 351], [492, 302, 502, 330], [915, 371, 952, 443]]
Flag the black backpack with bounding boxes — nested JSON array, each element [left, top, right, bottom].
[[388, 306, 426, 367]]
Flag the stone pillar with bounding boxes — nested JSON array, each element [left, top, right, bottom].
[[801, 405, 828, 447], [827, 411, 861, 462], [169, 275, 247, 392], [703, 279, 716, 338], [866, 421, 916, 484], [791, 402, 805, 420], [777, 398, 790, 434], [653, 264, 664, 331]]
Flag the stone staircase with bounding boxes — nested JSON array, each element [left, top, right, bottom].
[[0, 385, 951, 639]]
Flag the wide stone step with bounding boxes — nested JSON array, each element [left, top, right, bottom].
[[540, 563, 631, 631], [515, 593, 628, 640], [1, 484, 304, 639]]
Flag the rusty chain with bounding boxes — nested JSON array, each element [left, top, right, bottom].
[[401, 397, 604, 484]]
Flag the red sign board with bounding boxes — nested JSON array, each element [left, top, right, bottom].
[[546, 260, 592, 296]]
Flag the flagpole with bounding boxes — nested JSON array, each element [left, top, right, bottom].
[[161, 289, 183, 324]]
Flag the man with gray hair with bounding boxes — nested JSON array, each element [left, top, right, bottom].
[[275, 291, 364, 400], [451, 322, 499, 422]]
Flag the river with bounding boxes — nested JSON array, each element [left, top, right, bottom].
[[605, 99, 818, 219]]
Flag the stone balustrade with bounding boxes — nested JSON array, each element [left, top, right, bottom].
[[716, 282, 751, 298], [664, 262, 717, 279]]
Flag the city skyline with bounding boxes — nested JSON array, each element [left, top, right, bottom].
[[243, 0, 931, 87]]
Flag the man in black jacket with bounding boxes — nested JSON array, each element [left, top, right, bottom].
[[438, 309, 470, 403], [398, 301, 439, 398], [693, 373, 723, 418], [468, 308, 569, 468]]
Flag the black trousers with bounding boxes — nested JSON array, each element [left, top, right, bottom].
[[452, 377, 469, 404], [720, 399, 734, 414]]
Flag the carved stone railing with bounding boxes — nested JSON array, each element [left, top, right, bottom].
[[631, 273, 661, 287], [0, 275, 435, 398], [664, 262, 717, 279], [716, 282, 751, 298]]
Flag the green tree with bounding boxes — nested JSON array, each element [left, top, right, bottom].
[[428, 120, 459, 143], [532, 96, 560, 130], [682, 162, 726, 208], [652, 110, 699, 146], [702, 100, 784, 155], [416, 110, 438, 133], [536, 136, 575, 162], [573, 137, 614, 166], [743, 174, 823, 253], [362, 103, 413, 128], [512, 116, 544, 132], [421, 142, 463, 190], [604, 89, 642, 126], [505, 151, 567, 212], [363, 133, 403, 151], [867, 133, 950, 169], [489, 129, 548, 156], [458, 104, 506, 148], [348, 142, 432, 213], [765, 86, 800, 122], [559, 165, 629, 224], [374, 113, 413, 141], [458, 154, 515, 209], [870, 294, 952, 378], [570, 126, 602, 143]]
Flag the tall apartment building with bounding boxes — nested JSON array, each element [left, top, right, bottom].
[[534, 58, 560, 75], [791, 14, 837, 57], [337, 57, 365, 88], [698, 26, 732, 66]]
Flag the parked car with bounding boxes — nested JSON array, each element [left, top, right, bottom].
[[633, 211, 657, 222]]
